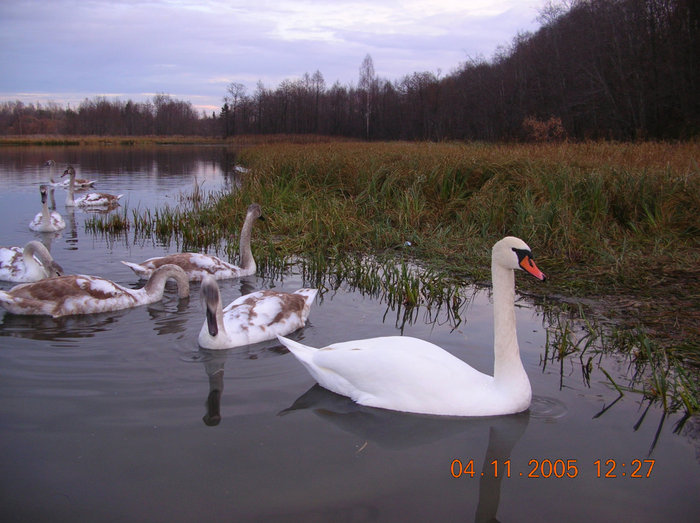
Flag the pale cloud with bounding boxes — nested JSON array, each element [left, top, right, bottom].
[[0, 0, 545, 111]]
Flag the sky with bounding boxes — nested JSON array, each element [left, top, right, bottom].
[[1, 0, 547, 113]]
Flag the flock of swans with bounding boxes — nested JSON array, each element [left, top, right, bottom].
[[0, 163, 547, 417]]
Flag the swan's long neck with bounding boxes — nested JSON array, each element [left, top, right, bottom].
[[238, 211, 256, 272], [209, 297, 226, 337], [65, 173, 75, 206], [491, 262, 525, 384], [49, 188, 57, 210], [202, 277, 226, 338], [142, 266, 190, 302], [23, 243, 46, 276], [41, 195, 51, 222]]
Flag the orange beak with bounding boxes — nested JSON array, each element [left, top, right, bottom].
[[519, 255, 546, 281]]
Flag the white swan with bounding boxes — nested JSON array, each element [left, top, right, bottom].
[[0, 241, 64, 282], [0, 264, 189, 317], [199, 274, 317, 350], [29, 184, 66, 232], [62, 166, 121, 208], [277, 236, 547, 417], [51, 176, 96, 189], [121, 203, 264, 280], [46, 160, 96, 188]]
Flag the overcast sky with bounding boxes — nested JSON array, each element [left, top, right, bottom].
[[1, 0, 546, 112]]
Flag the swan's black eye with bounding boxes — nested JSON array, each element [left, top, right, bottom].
[[512, 247, 533, 263]]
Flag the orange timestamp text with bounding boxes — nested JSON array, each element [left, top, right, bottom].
[[450, 458, 655, 479]]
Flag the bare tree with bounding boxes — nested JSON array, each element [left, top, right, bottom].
[[224, 82, 247, 136], [359, 54, 376, 139]]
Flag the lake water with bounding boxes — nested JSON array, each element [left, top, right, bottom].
[[0, 146, 698, 522]]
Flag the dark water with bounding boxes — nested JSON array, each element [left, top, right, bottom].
[[0, 146, 698, 522]]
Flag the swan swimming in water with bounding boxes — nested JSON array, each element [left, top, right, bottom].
[[0, 241, 64, 282], [277, 236, 547, 417], [198, 274, 317, 350], [62, 166, 121, 208], [0, 264, 189, 317], [29, 184, 66, 232], [46, 160, 96, 188], [121, 203, 264, 280]]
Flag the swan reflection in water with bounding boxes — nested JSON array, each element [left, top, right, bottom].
[[196, 350, 530, 521], [0, 307, 130, 341], [198, 276, 292, 425], [146, 294, 191, 336], [281, 384, 529, 523], [197, 339, 290, 426], [201, 350, 227, 426]]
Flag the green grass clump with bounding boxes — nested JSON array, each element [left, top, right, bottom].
[[85, 207, 130, 235]]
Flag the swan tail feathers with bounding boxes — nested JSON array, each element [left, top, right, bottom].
[[277, 335, 318, 361], [293, 288, 318, 308], [120, 260, 150, 277]]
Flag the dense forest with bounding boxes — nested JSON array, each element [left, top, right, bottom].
[[1, 0, 697, 141]]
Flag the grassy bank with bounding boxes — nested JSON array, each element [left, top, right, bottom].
[[102, 140, 698, 338], [85, 140, 699, 411]]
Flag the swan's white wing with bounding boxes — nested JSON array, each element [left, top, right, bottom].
[[306, 337, 493, 414], [127, 253, 240, 280], [222, 291, 309, 344]]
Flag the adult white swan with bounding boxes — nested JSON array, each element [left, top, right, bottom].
[[199, 274, 317, 349], [29, 185, 66, 232], [0, 241, 64, 282], [62, 166, 121, 208], [277, 236, 547, 417], [121, 203, 264, 280], [0, 264, 189, 317]]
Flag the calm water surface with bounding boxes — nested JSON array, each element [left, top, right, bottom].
[[0, 146, 698, 522]]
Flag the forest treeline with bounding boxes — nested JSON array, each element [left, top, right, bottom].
[[1, 0, 697, 141]]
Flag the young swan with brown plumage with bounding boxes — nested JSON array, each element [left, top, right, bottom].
[[62, 166, 122, 208], [0, 241, 64, 282], [199, 274, 317, 350], [122, 203, 264, 281], [0, 264, 189, 317], [278, 236, 547, 417]]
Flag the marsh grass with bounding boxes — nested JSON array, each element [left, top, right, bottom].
[[85, 206, 130, 235], [543, 304, 699, 423], [85, 140, 699, 411]]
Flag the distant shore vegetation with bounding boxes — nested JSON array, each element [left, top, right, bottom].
[[1, 0, 698, 142]]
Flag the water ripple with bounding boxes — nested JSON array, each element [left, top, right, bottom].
[[529, 395, 568, 421]]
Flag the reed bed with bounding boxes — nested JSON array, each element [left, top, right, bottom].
[[86, 140, 700, 412]]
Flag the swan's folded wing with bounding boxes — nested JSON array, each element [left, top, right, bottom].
[[223, 291, 309, 344], [310, 337, 492, 413]]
